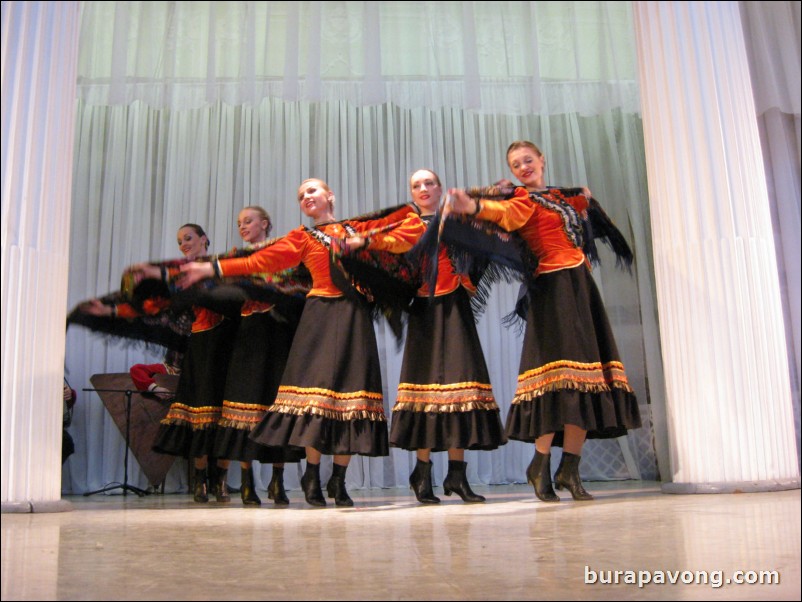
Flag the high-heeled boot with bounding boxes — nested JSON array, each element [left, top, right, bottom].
[[214, 466, 231, 503], [240, 465, 262, 506], [193, 467, 209, 503], [409, 459, 440, 504], [442, 460, 485, 503], [300, 462, 326, 507], [553, 451, 594, 501], [526, 450, 559, 502], [326, 463, 354, 507], [267, 467, 289, 506]]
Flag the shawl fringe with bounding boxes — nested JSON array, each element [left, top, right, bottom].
[[584, 195, 634, 271], [330, 247, 420, 343], [172, 242, 312, 317], [68, 244, 310, 351], [66, 290, 194, 353], [456, 186, 635, 325], [409, 210, 533, 318]]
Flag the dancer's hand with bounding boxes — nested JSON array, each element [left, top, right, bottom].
[[342, 236, 369, 251], [177, 261, 214, 288], [148, 385, 173, 401], [124, 263, 161, 282], [78, 298, 114, 317], [446, 188, 480, 215]]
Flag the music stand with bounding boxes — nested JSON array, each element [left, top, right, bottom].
[[83, 387, 150, 497]]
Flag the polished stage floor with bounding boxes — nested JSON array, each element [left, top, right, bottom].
[[2, 481, 800, 601]]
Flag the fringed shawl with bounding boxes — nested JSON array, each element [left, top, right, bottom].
[[327, 204, 423, 341], [413, 185, 634, 324], [66, 289, 195, 353], [67, 240, 312, 352], [173, 240, 312, 320]]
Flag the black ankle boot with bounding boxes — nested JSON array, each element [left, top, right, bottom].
[[442, 460, 485, 503], [240, 466, 262, 506], [526, 451, 559, 502], [553, 452, 594, 501], [193, 467, 209, 503], [267, 467, 289, 506], [300, 462, 326, 507], [409, 459, 440, 504], [326, 463, 354, 507], [214, 466, 231, 502]]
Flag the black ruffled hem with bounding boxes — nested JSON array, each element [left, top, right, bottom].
[[389, 409, 507, 452], [249, 412, 389, 457], [152, 423, 216, 459], [213, 426, 305, 463], [504, 389, 641, 443]]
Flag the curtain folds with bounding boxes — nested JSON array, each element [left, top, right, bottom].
[[739, 0, 801, 463], [62, 1, 800, 494], [76, 1, 640, 114], [65, 96, 661, 493]]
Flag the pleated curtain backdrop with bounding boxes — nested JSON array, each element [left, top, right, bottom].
[[61, 1, 799, 495]]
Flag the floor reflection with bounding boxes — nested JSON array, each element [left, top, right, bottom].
[[2, 482, 799, 601]]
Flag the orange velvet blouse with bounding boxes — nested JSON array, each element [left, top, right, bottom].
[[218, 214, 425, 297], [476, 186, 590, 276]]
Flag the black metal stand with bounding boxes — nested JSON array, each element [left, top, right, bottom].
[[83, 387, 150, 497]]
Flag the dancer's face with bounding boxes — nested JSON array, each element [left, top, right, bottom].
[[238, 208, 269, 244], [409, 169, 442, 215], [177, 226, 208, 260], [297, 179, 334, 221], [507, 147, 546, 188]]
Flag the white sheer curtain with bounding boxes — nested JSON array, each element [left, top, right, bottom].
[[64, 0, 662, 495], [740, 0, 801, 465]]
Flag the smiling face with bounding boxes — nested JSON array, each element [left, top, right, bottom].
[[297, 178, 335, 223], [507, 142, 546, 189], [238, 207, 270, 244], [176, 225, 208, 260], [409, 169, 442, 215]]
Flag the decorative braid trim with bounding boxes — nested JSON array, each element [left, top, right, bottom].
[[220, 400, 272, 424], [272, 387, 386, 421], [528, 189, 585, 249], [394, 382, 498, 413], [512, 360, 633, 401], [161, 403, 221, 428], [217, 418, 259, 431]]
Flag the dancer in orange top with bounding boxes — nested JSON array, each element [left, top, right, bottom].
[[389, 169, 506, 505], [180, 178, 425, 507], [448, 141, 641, 502]]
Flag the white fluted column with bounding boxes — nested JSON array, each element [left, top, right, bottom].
[[632, 1, 799, 492], [1, 1, 81, 512]]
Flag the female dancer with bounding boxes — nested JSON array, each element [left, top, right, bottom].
[[147, 224, 240, 503], [448, 141, 641, 502], [179, 179, 424, 507], [211, 206, 306, 506], [390, 169, 506, 504]]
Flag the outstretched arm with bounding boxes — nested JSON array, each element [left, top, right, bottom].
[[78, 298, 114, 317], [178, 261, 215, 288], [447, 189, 482, 215]]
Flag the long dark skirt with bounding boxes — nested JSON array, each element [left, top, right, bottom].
[[249, 296, 389, 457], [153, 317, 237, 458], [505, 266, 642, 445], [390, 288, 506, 452], [213, 308, 305, 464]]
